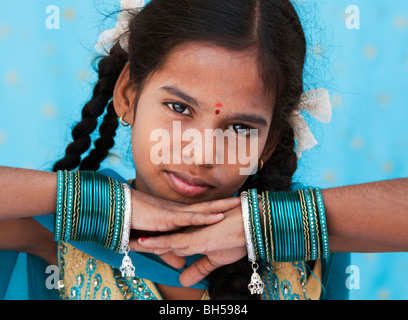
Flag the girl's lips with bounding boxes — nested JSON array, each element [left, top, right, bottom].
[[165, 171, 213, 197]]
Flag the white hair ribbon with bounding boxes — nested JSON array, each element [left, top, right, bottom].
[[95, 0, 145, 54], [289, 88, 332, 158]]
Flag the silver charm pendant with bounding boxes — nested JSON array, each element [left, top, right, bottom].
[[120, 246, 135, 278], [248, 262, 265, 295]]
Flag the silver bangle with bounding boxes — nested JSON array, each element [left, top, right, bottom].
[[240, 191, 256, 262], [119, 183, 132, 254]]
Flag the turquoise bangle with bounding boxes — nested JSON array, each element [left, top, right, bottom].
[[261, 192, 271, 264], [304, 189, 318, 260], [110, 179, 123, 251], [274, 192, 286, 261], [77, 171, 87, 242], [64, 171, 74, 242], [281, 193, 292, 261], [284, 192, 299, 262], [92, 172, 101, 244], [314, 188, 329, 259], [93, 172, 103, 245], [265, 191, 275, 262], [266, 191, 278, 263], [54, 170, 128, 253], [97, 174, 108, 247], [54, 170, 64, 242], [291, 191, 305, 261], [250, 189, 266, 261], [270, 192, 284, 262], [83, 171, 93, 242]]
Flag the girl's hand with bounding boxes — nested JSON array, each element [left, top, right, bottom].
[[130, 189, 240, 233], [129, 190, 242, 270], [133, 205, 247, 287]]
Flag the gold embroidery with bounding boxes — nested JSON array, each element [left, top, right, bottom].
[[58, 242, 322, 300]]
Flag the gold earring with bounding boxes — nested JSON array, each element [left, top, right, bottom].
[[119, 114, 130, 127], [258, 159, 264, 172]]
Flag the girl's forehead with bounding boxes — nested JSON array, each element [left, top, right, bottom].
[[150, 42, 273, 113]]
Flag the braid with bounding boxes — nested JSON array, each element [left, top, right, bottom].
[[257, 124, 298, 192], [79, 101, 119, 170], [207, 122, 299, 300], [53, 44, 127, 172]]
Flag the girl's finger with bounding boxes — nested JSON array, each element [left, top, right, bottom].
[[133, 208, 224, 232], [179, 255, 220, 288], [129, 239, 186, 268], [158, 252, 186, 269], [170, 210, 224, 229], [138, 233, 191, 250], [184, 197, 241, 214], [138, 233, 199, 257]]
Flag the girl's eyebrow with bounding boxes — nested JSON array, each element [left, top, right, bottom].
[[161, 85, 200, 107], [229, 113, 268, 127], [161, 85, 268, 127]]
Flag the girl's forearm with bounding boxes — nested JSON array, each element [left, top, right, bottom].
[[0, 166, 57, 220], [0, 218, 57, 265], [323, 178, 408, 252]]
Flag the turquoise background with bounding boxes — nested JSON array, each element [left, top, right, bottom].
[[0, 0, 407, 299]]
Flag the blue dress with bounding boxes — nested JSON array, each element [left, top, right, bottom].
[[0, 169, 350, 300]]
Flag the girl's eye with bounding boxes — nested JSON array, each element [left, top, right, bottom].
[[228, 124, 252, 136], [165, 102, 190, 115]]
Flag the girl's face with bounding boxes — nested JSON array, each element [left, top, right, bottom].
[[119, 42, 276, 204]]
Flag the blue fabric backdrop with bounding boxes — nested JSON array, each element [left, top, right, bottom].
[[0, 0, 407, 299]]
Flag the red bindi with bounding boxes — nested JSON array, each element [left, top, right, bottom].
[[215, 103, 223, 115]]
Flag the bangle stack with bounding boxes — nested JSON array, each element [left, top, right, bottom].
[[240, 188, 330, 294], [55, 170, 134, 277]]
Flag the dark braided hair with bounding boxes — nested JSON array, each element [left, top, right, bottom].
[[53, 0, 307, 300], [52, 44, 128, 172]]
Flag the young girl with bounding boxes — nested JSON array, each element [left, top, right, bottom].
[[1, 0, 408, 300], [56, 0, 311, 300]]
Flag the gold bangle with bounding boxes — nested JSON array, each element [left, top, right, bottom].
[[298, 190, 310, 261], [265, 191, 275, 263], [261, 192, 271, 264], [104, 177, 116, 249], [70, 170, 81, 242], [309, 188, 321, 259]]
